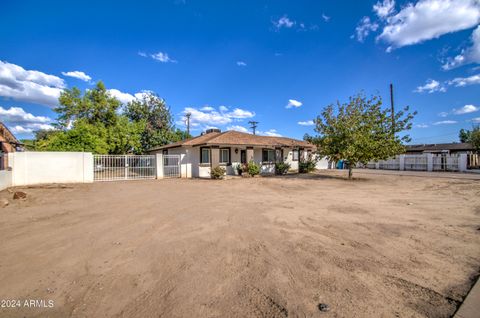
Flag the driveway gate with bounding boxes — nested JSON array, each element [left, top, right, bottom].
[[163, 155, 181, 178], [94, 155, 156, 181]]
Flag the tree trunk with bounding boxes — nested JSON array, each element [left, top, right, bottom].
[[348, 167, 353, 179]]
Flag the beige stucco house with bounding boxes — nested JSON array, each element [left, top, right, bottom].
[[148, 129, 324, 178]]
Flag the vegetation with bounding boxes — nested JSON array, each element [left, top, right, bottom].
[[247, 161, 260, 176], [274, 162, 290, 175], [33, 82, 188, 154], [299, 158, 316, 173], [459, 126, 480, 152], [234, 163, 244, 175], [305, 93, 416, 179], [210, 166, 226, 179]]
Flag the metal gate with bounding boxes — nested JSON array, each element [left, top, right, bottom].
[[94, 155, 156, 181], [163, 155, 180, 178]]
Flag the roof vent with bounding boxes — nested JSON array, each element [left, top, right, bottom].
[[205, 128, 221, 134]]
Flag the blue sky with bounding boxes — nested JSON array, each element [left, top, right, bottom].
[[1, 0, 479, 143]]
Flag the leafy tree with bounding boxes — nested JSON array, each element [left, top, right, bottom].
[[459, 129, 471, 143], [36, 119, 110, 153], [106, 116, 145, 154], [307, 93, 416, 179], [55, 81, 120, 129], [125, 92, 184, 152]]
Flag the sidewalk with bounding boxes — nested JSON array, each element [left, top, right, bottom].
[[353, 169, 480, 180], [454, 277, 480, 318]]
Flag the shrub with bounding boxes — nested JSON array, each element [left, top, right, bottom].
[[299, 158, 316, 173], [247, 161, 260, 176], [275, 162, 290, 175], [210, 166, 226, 179]]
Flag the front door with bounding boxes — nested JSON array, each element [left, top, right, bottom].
[[240, 150, 247, 164]]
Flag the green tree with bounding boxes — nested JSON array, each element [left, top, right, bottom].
[[125, 92, 183, 152], [459, 128, 471, 143], [55, 81, 121, 129], [106, 116, 146, 154], [307, 93, 416, 179]]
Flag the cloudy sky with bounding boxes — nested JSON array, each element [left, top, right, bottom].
[[1, 0, 479, 143]]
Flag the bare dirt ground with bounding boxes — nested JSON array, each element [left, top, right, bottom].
[[0, 170, 479, 318]]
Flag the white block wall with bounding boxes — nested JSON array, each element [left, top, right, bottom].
[[8, 152, 94, 186]]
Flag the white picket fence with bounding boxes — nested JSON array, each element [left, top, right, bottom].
[[361, 153, 468, 172]]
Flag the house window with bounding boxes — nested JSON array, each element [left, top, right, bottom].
[[220, 148, 230, 164], [200, 147, 210, 164], [262, 149, 275, 162], [292, 149, 299, 161]]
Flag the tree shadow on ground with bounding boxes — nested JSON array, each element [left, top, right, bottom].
[[265, 171, 371, 182]]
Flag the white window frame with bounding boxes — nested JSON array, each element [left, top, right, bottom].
[[220, 148, 230, 164]]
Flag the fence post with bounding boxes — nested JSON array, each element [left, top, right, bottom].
[[83, 153, 94, 183], [426, 153, 433, 172], [399, 155, 405, 171], [375, 161, 380, 169], [458, 153, 467, 172], [156, 153, 164, 179]]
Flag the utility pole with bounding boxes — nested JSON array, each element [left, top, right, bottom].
[[390, 83, 395, 136], [248, 121, 258, 135], [185, 112, 191, 139]]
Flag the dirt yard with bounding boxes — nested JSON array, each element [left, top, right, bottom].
[[0, 171, 479, 318]]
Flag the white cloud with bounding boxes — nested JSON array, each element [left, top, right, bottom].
[[443, 26, 480, 69], [471, 117, 480, 123], [273, 15, 295, 29], [140, 51, 177, 63], [181, 105, 255, 128], [322, 14, 330, 22], [151, 52, 177, 63], [107, 89, 136, 104], [447, 73, 480, 87], [286, 99, 303, 109], [227, 125, 249, 133], [415, 123, 429, 128], [61, 71, 92, 82], [236, 61, 247, 66], [298, 120, 314, 126], [227, 108, 255, 119], [201, 106, 215, 111], [438, 111, 449, 117], [107, 89, 148, 104], [377, 0, 480, 50], [261, 129, 282, 137], [373, 0, 395, 19], [433, 120, 457, 125], [453, 104, 479, 114], [414, 79, 446, 93], [0, 60, 65, 107], [355, 16, 379, 42], [0, 106, 54, 134]]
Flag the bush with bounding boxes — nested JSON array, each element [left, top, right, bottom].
[[299, 158, 316, 173], [275, 162, 290, 175], [247, 161, 260, 176], [210, 166, 226, 179]]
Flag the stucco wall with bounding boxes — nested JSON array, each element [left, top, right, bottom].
[[0, 170, 12, 191], [8, 152, 94, 186]]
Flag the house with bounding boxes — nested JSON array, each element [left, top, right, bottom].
[[148, 129, 323, 178], [405, 143, 475, 155], [0, 122, 23, 170]]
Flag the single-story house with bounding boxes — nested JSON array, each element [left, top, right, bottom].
[[405, 143, 475, 155], [148, 129, 327, 178], [0, 122, 23, 170]]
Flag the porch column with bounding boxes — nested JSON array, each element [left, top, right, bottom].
[[156, 153, 164, 179], [246, 147, 254, 162], [211, 147, 220, 168]]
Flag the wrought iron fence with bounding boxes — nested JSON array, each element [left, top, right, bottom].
[[94, 155, 156, 181]]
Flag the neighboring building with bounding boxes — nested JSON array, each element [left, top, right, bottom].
[[0, 122, 23, 170], [405, 143, 475, 155], [148, 129, 324, 178]]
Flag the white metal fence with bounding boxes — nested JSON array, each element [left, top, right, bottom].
[[404, 155, 428, 171], [163, 155, 180, 178], [94, 155, 156, 181], [432, 154, 459, 172], [378, 157, 400, 170], [468, 153, 480, 169]]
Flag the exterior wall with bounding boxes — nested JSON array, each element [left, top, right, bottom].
[[0, 170, 12, 191], [8, 152, 94, 186], [283, 147, 299, 171]]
